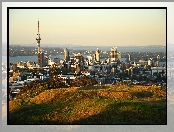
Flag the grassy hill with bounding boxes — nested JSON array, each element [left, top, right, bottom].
[[9, 83, 166, 125]]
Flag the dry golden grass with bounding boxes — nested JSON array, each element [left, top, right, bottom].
[[9, 99, 23, 112], [9, 85, 166, 124], [97, 90, 132, 100]]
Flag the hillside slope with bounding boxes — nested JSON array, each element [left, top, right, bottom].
[[9, 84, 166, 124]]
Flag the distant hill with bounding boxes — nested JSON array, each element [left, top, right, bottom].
[[8, 43, 166, 52]]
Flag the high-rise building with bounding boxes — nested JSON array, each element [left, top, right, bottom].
[[128, 54, 130, 62], [148, 59, 152, 66], [94, 48, 100, 62], [40, 52, 45, 67], [87, 55, 93, 63], [117, 52, 121, 61], [156, 55, 160, 67], [110, 47, 121, 62], [64, 48, 70, 62], [110, 47, 117, 62], [74, 53, 84, 63]]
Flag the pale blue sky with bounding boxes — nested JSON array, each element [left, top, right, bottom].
[[2, 2, 173, 46]]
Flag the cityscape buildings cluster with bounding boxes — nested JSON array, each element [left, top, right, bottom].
[[8, 45, 166, 88], [6, 20, 167, 101]]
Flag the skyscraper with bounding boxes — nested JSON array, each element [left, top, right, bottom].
[[40, 52, 45, 67], [117, 52, 121, 61], [110, 47, 121, 62], [94, 48, 100, 62], [64, 48, 70, 62], [110, 47, 117, 62]]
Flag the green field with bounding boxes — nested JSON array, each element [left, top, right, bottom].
[[9, 84, 166, 124]]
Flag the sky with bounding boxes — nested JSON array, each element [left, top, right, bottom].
[[8, 8, 166, 46], [3, 2, 174, 47]]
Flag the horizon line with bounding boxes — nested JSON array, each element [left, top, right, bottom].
[[7, 43, 166, 47]]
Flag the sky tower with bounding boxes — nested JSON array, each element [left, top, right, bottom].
[[36, 20, 41, 65]]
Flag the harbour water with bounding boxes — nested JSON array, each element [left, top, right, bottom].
[[7, 45, 166, 64], [1, 55, 166, 66], [9, 55, 127, 64]]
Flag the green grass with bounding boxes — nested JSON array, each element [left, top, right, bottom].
[[9, 85, 166, 124]]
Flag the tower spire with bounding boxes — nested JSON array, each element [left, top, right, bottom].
[[38, 20, 39, 33], [36, 19, 41, 66]]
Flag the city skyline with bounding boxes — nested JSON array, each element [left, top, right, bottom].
[[7, 8, 166, 47], [2, 2, 171, 131]]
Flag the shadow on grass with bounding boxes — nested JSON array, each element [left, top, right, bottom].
[[131, 91, 153, 98], [71, 100, 167, 125], [9, 99, 167, 125], [8, 102, 67, 125]]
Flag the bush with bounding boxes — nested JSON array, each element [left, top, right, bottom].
[[70, 76, 97, 87]]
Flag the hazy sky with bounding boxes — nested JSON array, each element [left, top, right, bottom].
[[3, 2, 173, 47]]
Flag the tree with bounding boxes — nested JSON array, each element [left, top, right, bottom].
[[70, 76, 97, 87]]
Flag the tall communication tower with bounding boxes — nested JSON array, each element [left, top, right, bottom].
[[36, 20, 41, 66]]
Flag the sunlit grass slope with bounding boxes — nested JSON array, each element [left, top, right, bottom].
[[9, 84, 166, 124]]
